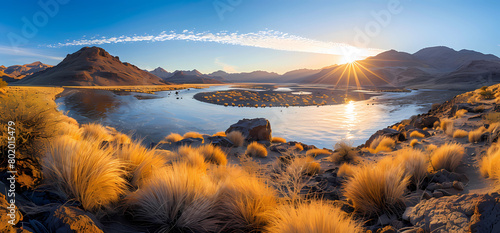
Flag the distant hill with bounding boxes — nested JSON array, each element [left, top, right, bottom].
[[163, 70, 225, 84], [17, 47, 167, 86], [150, 67, 172, 79], [208, 69, 319, 83], [413, 46, 500, 71], [0, 61, 52, 82]]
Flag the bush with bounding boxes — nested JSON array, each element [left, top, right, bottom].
[[368, 136, 396, 153], [289, 156, 321, 176], [197, 144, 228, 166], [440, 118, 453, 132], [430, 143, 465, 172], [42, 136, 127, 212], [455, 109, 468, 118], [479, 90, 494, 99], [469, 126, 486, 143], [265, 201, 364, 233], [410, 131, 425, 138], [271, 137, 287, 143], [331, 141, 358, 164], [0, 78, 7, 88], [246, 142, 268, 158], [305, 148, 331, 157], [410, 139, 419, 147], [175, 145, 208, 170], [294, 143, 304, 152], [484, 112, 500, 123], [161, 133, 184, 143], [183, 131, 204, 140], [394, 148, 428, 187], [227, 131, 245, 147], [343, 162, 409, 216], [453, 129, 469, 138], [480, 144, 500, 191], [80, 123, 112, 141], [337, 163, 356, 178]]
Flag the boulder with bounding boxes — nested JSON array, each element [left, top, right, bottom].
[[430, 169, 469, 183], [405, 193, 500, 233], [365, 128, 405, 148], [46, 205, 104, 233], [175, 137, 204, 147], [410, 116, 440, 129], [206, 136, 234, 147], [269, 141, 317, 154], [225, 118, 272, 142]]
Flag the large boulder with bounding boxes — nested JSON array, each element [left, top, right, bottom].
[[225, 118, 272, 142], [207, 136, 234, 147], [365, 128, 405, 148], [404, 193, 500, 233], [410, 115, 440, 129], [46, 205, 104, 233]]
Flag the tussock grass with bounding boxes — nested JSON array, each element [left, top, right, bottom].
[[453, 129, 469, 138], [331, 141, 358, 164], [368, 136, 396, 153], [338, 163, 356, 178], [426, 144, 438, 152], [343, 162, 409, 216], [197, 144, 228, 166], [162, 133, 184, 143], [126, 163, 220, 232], [455, 109, 468, 118], [112, 132, 132, 145], [394, 148, 428, 187], [410, 131, 425, 138], [227, 131, 245, 147], [81, 123, 112, 141], [265, 201, 364, 233], [440, 118, 454, 132], [246, 142, 268, 158], [469, 126, 486, 143], [410, 139, 419, 147], [175, 145, 208, 170], [42, 136, 127, 212], [271, 137, 287, 143], [56, 121, 82, 140], [183, 131, 204, 140], [289, 156, 321, 176], [305, 148, 331, 157], [480, 144, 500, 190], [430, 143, 465, 172], [212, 131, 226, 137], [294, 143, 304, 152]]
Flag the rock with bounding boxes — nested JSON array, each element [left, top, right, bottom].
[[401, 228, 424, 233], [206, 136, 233, 147], [441, 182, 453, 189], [427, 182, 441, 191], [403, 207, 413, 221], [378, 214, 396, 226], [0, 193, 22, 232], [46, 205, 104, 233], [431, 169, 469, 183], [225, 118, 272, 142], [410, 116, 440, 129], [450, 103, 477, 117], [269, 141, 317, 154], [365, 128, 406, 148], [432, 190, 444, 198], [453, 181, 464, 191], [406, 193, 500, 233], [175, 137, 203, 147], [257, 140, 271, 147], [423, 191, 433, 200], [376, 226, 396, 233], [435, 189, 452, 196], [391, 220, 403, 229]]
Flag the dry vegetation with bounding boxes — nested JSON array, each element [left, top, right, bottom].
[[479, 143, 500, 190], [410, 139, 419, 147], [162, 133, 184, 143], [305, 148, 331, 157], [271, 137, 287, 143], [455, 109, 468, 118], [469, 126, 486, 143], [368, 136, 396, 153], [409, 131, 425, 138], [226, 131, 245, 147], [331, 141, 358, 164], [246, 141, 268, 157], [430, 143, 465, 172], [453, 129, 469, 138]]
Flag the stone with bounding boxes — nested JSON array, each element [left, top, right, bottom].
[[226, 118, 272, 142], [391, 220, 404, 229], [365, 128, 406, 148], [175, 137, 203, 147], [469, 193, 500, 232], [441, 182, 453, 189], [431, 169, 469, 183], [427, 183, 441, 191], [432, 190, 444, 198], [377, 214, 396, 226], [403, 207, 413, 221], [206, 136, 233, 147], [410, 116, 440, 129], [435, 189, 452, 196], [423, 191, 433, 200], [46, 205, 104, 233], [269, 141, 317, 154], [453, 181, 464, 191]]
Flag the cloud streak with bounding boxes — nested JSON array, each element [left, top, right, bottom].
[[48, 30, 384, 57], [0, 46, 64, 61]]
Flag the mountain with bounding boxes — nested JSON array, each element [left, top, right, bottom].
[[413, 46, 500, 71], [164, 70, 224, 84], [0, 61, 52, 82], [150, 67, 172, 79], [207, 69, 319, 83], [359, 50, 429, 68], [17, 47, 166, 86]]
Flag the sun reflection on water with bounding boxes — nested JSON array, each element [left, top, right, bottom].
[[343, 100, 358, 140]]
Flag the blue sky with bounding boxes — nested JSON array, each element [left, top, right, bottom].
[[1, 0, 499, 73]]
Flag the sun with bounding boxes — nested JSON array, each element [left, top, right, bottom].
[[340, 53, 363, 64]]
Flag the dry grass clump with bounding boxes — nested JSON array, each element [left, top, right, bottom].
[[394, 148, 428, 187], [112, 132, 132, 145], [56, 121, 82, 140], [337, 163, 356, 178], [81, 123, 113, 141], [126, 163, 219, 232], [343, 162, 409, 216], [183, 131, 204, 140], [368, 136, 396, 153], [246, 142, 268, 158], [288, 156, 321, 176], [331, 141, 358, 164], [426, 144, 438, 152], [42, 136, 127, 212], [430, 143, 465, 172], [162, 133, 184, 143], [271, 137, 287, 143], [469, 126, 486, 143], [265, 201, 364, 233], [294, 143, 304, 152], [440, 118, 454, 132], [410, 139, 419, 147], [227, 131, 245, 147], [455, 109, 468, 118], [212, 131, 226, 137], [485, 112, 500, 123], [479, 144, 500, 190], [175, 145, 208, 170], [410, 131, 425, 138], [305, 148, 331, 157], [453, 129, 469, 138], [197, 144, 228, 166]]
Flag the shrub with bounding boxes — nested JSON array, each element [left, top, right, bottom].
[[394, 148, 428, 187], [197, 144, 228, 166], [368, 136, 396, 153], [480, 144, 500, 191], [410, 139, 419, 147], [227, 131, 245, 147], [112, 132, 132, 145], [440, 118, 453, 132], [246, 142, 268, 158], [294, 143, 304, 152], [126, 163, 219, 232], [338, 163, 356, 178], [271, 137, 287, 143], [453, 129, 469, 138], [410, 131, 425, 138], [183, 131, 204, 140], [305, 148, 331, 157], [430, 143, 465, 172], [0, 78, 7, 88], [469, 126, 486, 143], [175, 145, 208, 170], [331, 141, 358, 164], [426, 144, 438, 152], [162, 133, 184, 143], [289, 156, 320, 176], [42, 136, 127, 212], [343, 163, 409, 216], [80, 123, 112, 141], [455, 109, 468, 118], [265, 201, 364, 233]]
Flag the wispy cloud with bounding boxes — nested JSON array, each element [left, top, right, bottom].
[[214, 58, 237, 73], [0, 46, 64, 61], [47, 30, 383, 57]]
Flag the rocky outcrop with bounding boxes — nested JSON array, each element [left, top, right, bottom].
[[365, 128, 406, 148], [404, 193, 500, 233], [226, 118, 272, 142], [410, 115, 440, 129]]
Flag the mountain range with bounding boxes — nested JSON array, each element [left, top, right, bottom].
[[2, 46, 500, 90]]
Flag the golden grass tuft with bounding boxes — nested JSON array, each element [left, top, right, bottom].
[[265, 201, 364, 233], [440, 118, 454, 132], [306, 148, 331, 157], [430, 143, 465, 172], [394, 148, 428, 187], [453, 129, 469, 138], [80, 123, 112, 141], [227, 131, 245, 147], [469, 126, 486, 143], [331, 141, 358, 164], [410, 131, 425, 138], [197, 144, 228, 166], [426, 144, 438, 152], [162, 132, 184, 143], [343, 162, 409, 216], [175, 145, 208, 170], [42, 136, 127, 212], [294, 143, 304, 152], [289, 156, 321, 176], [479, 144, 500, 190], [455, 109, 468, 118], [126, 163, 220, 232], [212, 131, 226, 137], [112, 132, 132, 145], [368, 136, 396, 153], [246, 142, 268, 158], [337, 163, 356, 178], [271, 137, 287, 143], [410, 139, 419, 147], [183, 131, 204, 139]]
